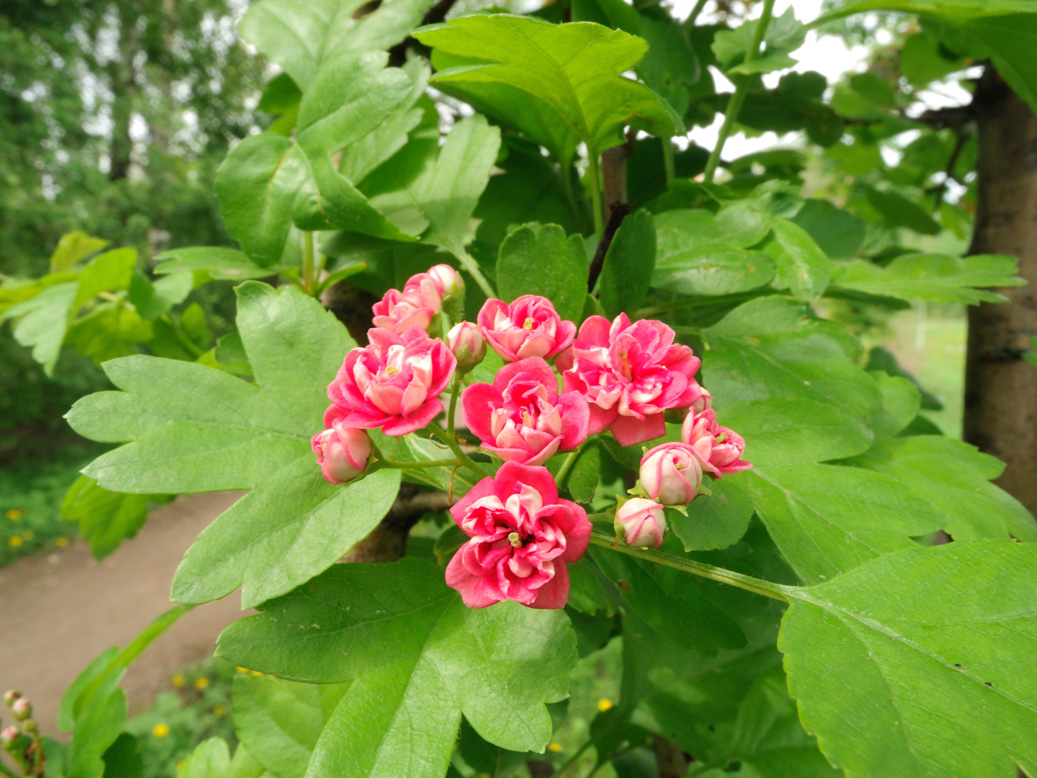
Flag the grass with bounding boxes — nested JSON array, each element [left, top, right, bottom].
[[0, 449, 100, 566]]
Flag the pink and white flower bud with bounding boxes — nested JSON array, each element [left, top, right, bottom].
[[615, 498, 667, 549], [311, 422, 371, 485], [681, 409, 751, 478], [447, 322, 486, 373], [639, 443, 704, 505], [10, 698, 30, 722], [691, 387, 713, 414], [0, 726, 17, 746], [2, 691, 19, 707], [428, 264, 464, 299]]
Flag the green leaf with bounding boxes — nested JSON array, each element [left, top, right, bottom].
[[780, 540, 1037, 778], [652, 209, 775, 296], [637, 9, 700, 117], [178, 739, 233, 778], [1, 280, 77, 375], [831, 254, 1024, 304], [67, 283, 401, 608], [65, 305, 153, 364], [713, 9, 807, 75], [49, 231, 110, 272], [668, 475, 755, 552], [497, 223, 588, 321], [790, 199, 865, 259], [239, 0, 436, 90], [102, 733, 144, 778], [591, 548, 747, 652], [869, 372, 921, 438], [60, 476, 157, 560], [415, 15, 681, 163], [599, 209, 655, 318], [154, 247, 281, 281], [75, 248, 137, 307], [747, 464, 944, 584], [566, 443, 602, 504], [864, 186, 941, 235], [768, 219, 831, 302], [846, 436, 1037, 543], [233, 675, 348, 778], [701, 297, 882, 416], [218, 559, 577, 777], [128, 271, 193, 320], [900, 31, 965, 87]]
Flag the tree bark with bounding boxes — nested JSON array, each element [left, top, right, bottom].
[[963, 66, 1037, 516]]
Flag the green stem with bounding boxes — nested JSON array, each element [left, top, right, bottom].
[[589, 530, 790, 602], [446, 379, 463, 440], [555, 450, 580, 488], [682, 0, 708, 30], [586, 153, 605, 238], [429, 425, 494, 479], [0, 759, 17, 778], [379, 456, 463, 469], [702, 0, 776, 183], [661, 139, 676, 188], [554, 738, 595, 777], [455, 249, 496, 299], [302, 230, 315, 295], [170, 318, 205, 359]]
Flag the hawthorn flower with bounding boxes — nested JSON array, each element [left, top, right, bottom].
[[461, 357, 589, 465], [446, 462, 592, 609], [681, 409, 751, 477], [559, 314, 703, 447], [477, 295, 576, 362], [325, 326, 456, 436], [372, 272, 444, 334], [447, 321, 486, 373]]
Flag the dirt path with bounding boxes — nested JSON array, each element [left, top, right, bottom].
[[0, 492, 246, 736]]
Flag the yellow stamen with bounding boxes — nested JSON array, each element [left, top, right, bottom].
[[522, 317, 535, 330], [508, 532, 522, 548]]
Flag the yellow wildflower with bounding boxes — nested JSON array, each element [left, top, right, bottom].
[[195, 677, 210, 690], [6, 509, 22, 520], [597, 698, 614, 713], [152, 723, 170, 738], [8, 537, 22, 548], [171, 674, 185, 688]]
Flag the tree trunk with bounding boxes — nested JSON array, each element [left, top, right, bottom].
[[963, 67, 1037, 516]]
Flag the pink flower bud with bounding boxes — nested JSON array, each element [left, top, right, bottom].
[[691, 387, 713, 414], [2, 691, 19, 707], [681, 409, 751, 478], [639, 443, 704, 505], [10, 698, 30, 722], [311, 422, 371, 485], [615, 498, 667, 549], [0, 726, 17, 745], [447, 322, 486, 372], [428, 264, 464, 299]]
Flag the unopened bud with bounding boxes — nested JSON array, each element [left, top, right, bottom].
[[0, 726, 17, 746], [428, 264, 464, 299], [2, 691, 19, 707], [691, 387, 713, 414], [615, 497, 667, 549], [311, 422, 371, 485], [639, 443, 703, 505], [447, 322, 486, 374], [10, 698, 30, 722]]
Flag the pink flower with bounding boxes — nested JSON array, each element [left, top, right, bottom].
[[462, 358, 589, 466], [371, 273, 443, 334], [640, 443, 704, 505], [428, 264, 464, 299], [326, 326, 456, 436], [477, 295, 576, 362], [10, 698, 30, 722], [446, 462, 591, 609], [0, 726, 17, 745], [560, 314, 703, 447], [615, 497, 667, 548], [447, 321, 486, 372], [311, 422, 371, 485], [681, 409, 751, 477]]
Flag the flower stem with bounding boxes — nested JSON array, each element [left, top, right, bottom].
[[302, 230, 315, 295], [555, 450, 580, 488], [589, 529, 791, 602], [378, 456, 463, 469], [702, 0, 776, 183], [455, 249, 496, 299], [586, 153, 605, 238], [429, 425, 494, 479], [447, 379, 463, 440], [682, 0, 708, 30]]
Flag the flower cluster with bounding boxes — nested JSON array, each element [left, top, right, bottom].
[[312, 264, 749, 609]]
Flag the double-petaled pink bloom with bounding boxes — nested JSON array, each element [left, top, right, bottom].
[[682, 409, 751, 477], [325, 326, 456, 436], [462, 357, 589, 465], [371, 265, 464, 334], [559, 314, 703, 447], [446, 462, 591, 609], [478, 295, 576, 362]]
